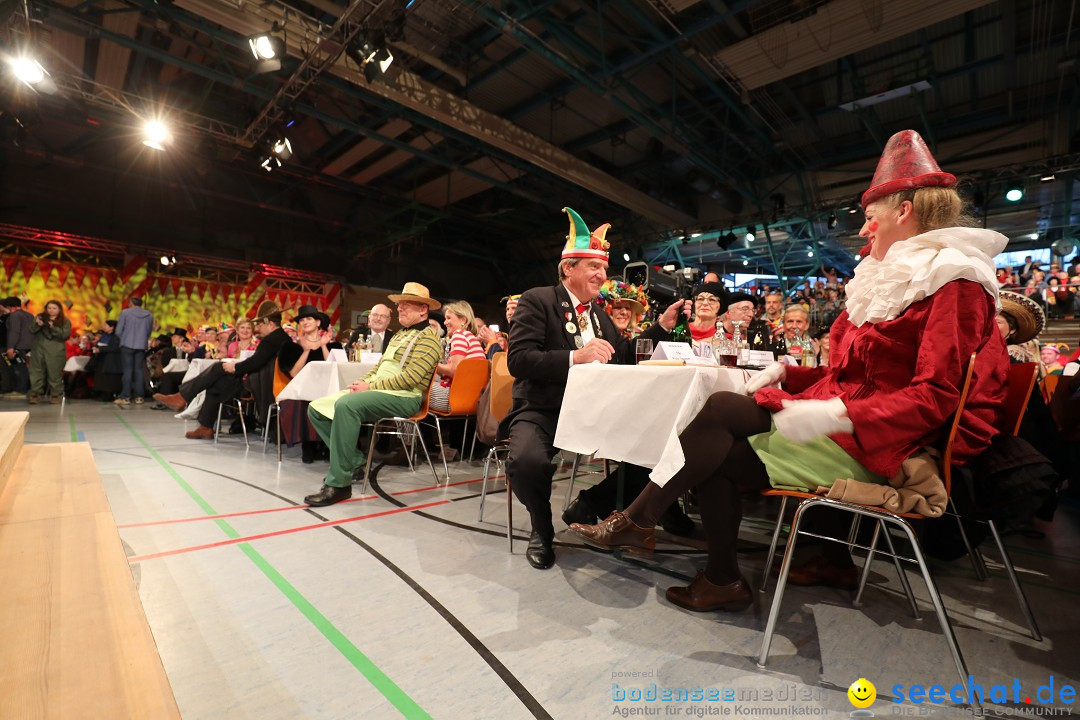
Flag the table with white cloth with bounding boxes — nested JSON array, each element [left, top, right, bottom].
[[273, 361, 378, 446], [275, 361, 378, 402], [63, 356, 91, 373], [161, 358, 190, 374], [553, 364, 755, 487], [175, 359, 222, 420]]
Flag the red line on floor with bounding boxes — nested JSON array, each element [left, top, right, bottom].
[[127, 500, 451, 564], [117, 495, 381, 528], [118, 473, 507, 529]]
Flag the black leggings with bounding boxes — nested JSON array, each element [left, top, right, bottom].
[[625, 391, 771, 585], [625, 391, 852, 585]]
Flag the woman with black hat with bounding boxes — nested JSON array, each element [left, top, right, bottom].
[[278, 305, 342, 463]]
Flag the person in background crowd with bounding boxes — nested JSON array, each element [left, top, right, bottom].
[[90, 320, 122, 401], [28, 299, 71, 404], [762, 292, 784, 338], [570, 129, 1010, 611], [597, 280, 649, 339], [716, 292, 779, 354], [278, 305, 341, 464], [228, 319, 258, 358], [427, 309, 446, 339], [780, 305, 811, 347], [4, 297, 33, 394], [153, 302, 291, 439], [478, 294, 520, 358], [192, 326, 220, 359], [154, 328, 193, 396], [1041, 344, 1068, 375], [115, 296, 154, 405], [348, 304, 394, 354], [429, 300, 486, 413], [303, 283, 443, 507], [282, 322, 298, 342]]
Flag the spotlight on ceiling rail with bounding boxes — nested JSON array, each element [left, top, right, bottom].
[[1005, 185, 1024, 202], [249, 27, 285, 73], [142, 120, 172, 150], [827, 213, 838, 229], [8, 56, 57, 93]]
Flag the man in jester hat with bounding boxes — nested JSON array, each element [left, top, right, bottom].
[[502, 207, 631, 569]]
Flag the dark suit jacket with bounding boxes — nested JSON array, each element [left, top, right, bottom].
[[347, 328, 395, 353], [504, 284, 629, 435]]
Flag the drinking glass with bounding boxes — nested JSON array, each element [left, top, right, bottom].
[[635, 338, 654, 364]]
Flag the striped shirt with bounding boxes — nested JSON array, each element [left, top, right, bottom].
[[448, 330, 485, 361], [362, 326, 443, 394]]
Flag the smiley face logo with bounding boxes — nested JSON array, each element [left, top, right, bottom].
[[848, 678, 876, 709]]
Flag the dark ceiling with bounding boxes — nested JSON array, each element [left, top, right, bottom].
[[1, 0, 1077, 301]]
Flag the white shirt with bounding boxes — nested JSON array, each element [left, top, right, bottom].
[[565, 287, 597, 366]]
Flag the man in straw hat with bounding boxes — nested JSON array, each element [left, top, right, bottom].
[[303, 282, 444, 507], [154, 300, 291, 438]]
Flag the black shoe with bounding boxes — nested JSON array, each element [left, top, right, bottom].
[[301, 442, 316, 464], [351, 467, 366, 484], [526, 531, 555, 570], [661, 506, 696, 538], [561, 493, 599, 527], [304, 485, 352, 507]]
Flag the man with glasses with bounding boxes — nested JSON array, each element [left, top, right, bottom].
[[718, 292, 781, 355], [303, 283, 443, 507], [348, 303, 394, 353]]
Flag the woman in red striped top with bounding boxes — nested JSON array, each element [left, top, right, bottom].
[[429, 300, 486, 412]]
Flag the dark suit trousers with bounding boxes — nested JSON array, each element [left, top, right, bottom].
[[506, 415, 558, 540], [178, 365, 244, 428]]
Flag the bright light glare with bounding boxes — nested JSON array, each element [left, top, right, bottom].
[[250, 35, 277, 60], [378, 50, 394, 73], [622, 253, 630, 261], [1005, 188, 1023, 202], [807, 251, 814, 257], [1028, 233, 1039, 240], [160, 255, 170, 266], [271, 137, 293, 160], [11, 57, 45, 85], [744, 233, 754, 242], [742, 259, 749, 266], [143, 120, 171, 150]]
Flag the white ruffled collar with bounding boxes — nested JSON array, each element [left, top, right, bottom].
[[844, 227, 1007, 326]]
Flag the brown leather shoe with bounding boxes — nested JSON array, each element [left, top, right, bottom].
[[185, 425, 214, 440], [569, 511, 656, 557], [666, 572, 752, 612], [154, 393, 187, 412], [785, 556, 858, 590]]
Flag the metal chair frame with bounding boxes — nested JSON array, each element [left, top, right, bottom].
[[213, 396, 251, 447]]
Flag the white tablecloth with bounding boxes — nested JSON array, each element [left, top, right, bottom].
[[63, 356, 90, 373], [162, 358, 190, 374], [553, 364, 754, 487], [275, 361, 378, 402]]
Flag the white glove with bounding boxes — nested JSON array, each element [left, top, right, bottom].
[[743, 361, 787, 395], [773, 397, 853, 443]]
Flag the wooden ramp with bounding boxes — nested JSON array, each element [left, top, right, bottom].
[[0, 412, 180, 720]]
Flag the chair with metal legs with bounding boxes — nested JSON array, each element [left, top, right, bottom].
[[427, 357, 490, 481], [476, 353, 515, 551], [359, 369, 442, 494], [756, 354, 982, 711], [213, 396, 252, 446], [261, 402, 282, 462]]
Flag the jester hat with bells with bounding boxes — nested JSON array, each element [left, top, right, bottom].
[[561, 207, 611, 261]]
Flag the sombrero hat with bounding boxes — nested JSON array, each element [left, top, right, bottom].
[[998, 291, 1044, 345]]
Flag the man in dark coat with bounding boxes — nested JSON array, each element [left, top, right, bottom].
[[503, 208, 632, 569]]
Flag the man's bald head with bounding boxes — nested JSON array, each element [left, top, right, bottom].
[[368, 303, 392, 333]]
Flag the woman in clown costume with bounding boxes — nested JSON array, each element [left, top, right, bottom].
[[571, 130, 1010, 612]]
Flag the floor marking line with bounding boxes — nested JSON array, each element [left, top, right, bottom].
[[126, 500, 449, 563], [68, 414, 77, 442], [117, 495, 381, 528], [114, 413, 434, 720]]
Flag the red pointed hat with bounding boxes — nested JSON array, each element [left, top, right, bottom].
[[861, 130, 955, 208]]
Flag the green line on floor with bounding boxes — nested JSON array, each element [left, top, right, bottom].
[[114, 412, 432, 720], [68, 414, 77, 442]]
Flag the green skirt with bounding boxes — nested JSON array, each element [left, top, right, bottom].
[[748, 422, 888, 491]]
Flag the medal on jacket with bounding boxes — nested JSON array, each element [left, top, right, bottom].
[[574, 336, 584, 348], [564, 311, 576, 335], [577, 312, 589, 332]]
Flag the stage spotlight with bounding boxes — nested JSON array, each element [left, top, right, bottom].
[[260, 154, 282, 172], [827, 213, 838, 229], [142, 120, 172, 150], [742, 259, 749, 266], [1028, 232, 1039, 240], [744, 226, 755, 242], [849, 207, 858, 214], [160, 255, 170, 266], [717, 232, 737, 250], [363, 47, 394, 83], [622, 252, 630, 262], [1005, 185, 1023, 202], [807, 250, 814, 257], [249, 28, 285, 73], [8, 56, 57, 93], [1041, 174, 1056, 183], [854, 253, 861, 261], [271, 136, 293, 161]]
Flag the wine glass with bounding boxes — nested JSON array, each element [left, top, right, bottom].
[[635, 338, 654, 364]]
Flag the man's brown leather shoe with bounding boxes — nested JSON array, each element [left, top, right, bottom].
[[666, 572, 752, 612], [569, 511, 656, 557], [785, 556, 858, 590], [185, 424, 214, 440], [154, 393, 187, 412]]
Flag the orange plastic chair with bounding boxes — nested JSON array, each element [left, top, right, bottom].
[[1040, 373, 1059, 405], [427, 357, 490, 480], [360, 365, 443, 492]]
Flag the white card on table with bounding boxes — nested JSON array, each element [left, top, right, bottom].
[[327, 348, 349, 363], [651, 341, 695, 361], [360, 352, 382, 364]]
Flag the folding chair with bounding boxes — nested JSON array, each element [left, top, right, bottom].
[[359, 367, 442, 494], [427, 357, 490, 479], [213, 395, 253, 446], [757, 354, 981, 711], [476, 352, 516, 551]]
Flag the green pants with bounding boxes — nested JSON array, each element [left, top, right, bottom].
[[29, 344, 65, 397], [307, 390, 421, 488]]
